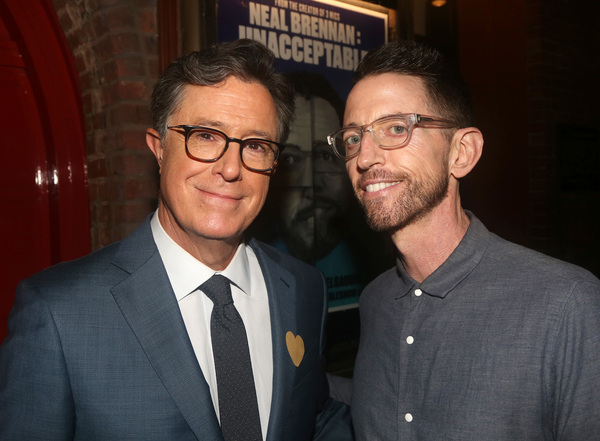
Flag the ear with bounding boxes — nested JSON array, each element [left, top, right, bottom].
[[449, 127, 483, 179], [146, 128, 164, 171]]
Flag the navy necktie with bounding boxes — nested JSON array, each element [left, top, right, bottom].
[[200, 274, 263, 441]]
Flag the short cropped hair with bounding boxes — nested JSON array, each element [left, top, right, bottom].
[[151, 39, 295, 143], [286, 71, 344, 125], [355, 39, 474, 128]]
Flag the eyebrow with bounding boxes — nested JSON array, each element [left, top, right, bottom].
[[344, 112, 406, 128], [192, 119, 275, 140], [312, 140, 331, 148]]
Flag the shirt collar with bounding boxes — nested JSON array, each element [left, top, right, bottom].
[[395, 211, 490, 299], [150, 211, 253, 301]]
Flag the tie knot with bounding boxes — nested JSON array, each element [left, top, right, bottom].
[[201, 274, 233, 307]]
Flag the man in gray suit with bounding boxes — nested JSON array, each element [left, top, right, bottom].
[[0, 39, 352, 441]]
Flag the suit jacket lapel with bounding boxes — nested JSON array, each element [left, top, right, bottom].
[[110, 219, 223, 441], [251, 240, 297, 441]]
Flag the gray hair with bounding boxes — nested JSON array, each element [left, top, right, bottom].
[[151, 39, 295, 142]]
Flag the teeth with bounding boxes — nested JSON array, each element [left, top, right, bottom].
[[365, 181, 400, 192]]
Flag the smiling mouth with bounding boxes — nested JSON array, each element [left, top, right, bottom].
[[365, 181, 401, 192], [198, 187, 241, 201]]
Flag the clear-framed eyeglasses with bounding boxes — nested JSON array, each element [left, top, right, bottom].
[[327, 113, 459, 159], [167, 125, 283, 173]]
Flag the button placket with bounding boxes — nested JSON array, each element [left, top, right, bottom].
[[400, 285, 422, 430], [406, 288, 421, 345]]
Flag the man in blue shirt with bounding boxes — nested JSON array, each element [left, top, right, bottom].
[[327, 39, 600, 440]]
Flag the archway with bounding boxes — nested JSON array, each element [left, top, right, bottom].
[[0, 0, 89, 341]]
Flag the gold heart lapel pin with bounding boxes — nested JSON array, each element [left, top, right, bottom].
[[286, 331, 305, 367]]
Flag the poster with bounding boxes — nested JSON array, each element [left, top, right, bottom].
[[217, 0, 390, 311], [218, 0, 387, 100]]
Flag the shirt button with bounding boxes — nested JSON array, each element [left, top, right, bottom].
[[406, 336, 414, 344], [405, 413, 413, 422], [414, 289, 422, 297]]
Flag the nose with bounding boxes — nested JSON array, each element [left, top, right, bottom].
[[355, 129, 385, 170], [299, 156, 313, 187], [212, 142, 243, 181]]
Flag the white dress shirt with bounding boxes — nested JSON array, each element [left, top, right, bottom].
[[150, 212, 273, 438]]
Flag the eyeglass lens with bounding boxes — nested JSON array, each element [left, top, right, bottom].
[[186, 127, 278, 171], [332, 117, 411, 158]]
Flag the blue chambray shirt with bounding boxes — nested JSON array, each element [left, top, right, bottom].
[[352, 212, 600, 441]]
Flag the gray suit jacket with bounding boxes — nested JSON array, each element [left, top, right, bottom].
[[0, 218, 352, 440]]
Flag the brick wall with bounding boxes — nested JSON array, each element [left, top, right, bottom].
[[48, 0, 600, 275], [458, 0, 530, 245], [51, 0, 160, 250], [459, 0, 600, 275], [532, 0, 600, 273]]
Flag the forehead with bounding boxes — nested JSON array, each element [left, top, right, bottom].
[[344, 73, 432, 126], [172, 77, 278, 138], [288, 96, 339, 153]]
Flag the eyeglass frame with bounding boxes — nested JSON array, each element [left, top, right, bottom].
[[277, 141, 347, 175], [326, 113, 459, 159], [166, 124, 284, 173]]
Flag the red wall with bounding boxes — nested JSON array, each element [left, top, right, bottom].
[[0, 0, 90, 341]]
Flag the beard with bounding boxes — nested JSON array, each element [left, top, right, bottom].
[[278, 188, 347, 263], [355, 162, 450, 233]]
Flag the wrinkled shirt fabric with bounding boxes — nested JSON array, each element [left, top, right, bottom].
[[352, 212, 600, 441]]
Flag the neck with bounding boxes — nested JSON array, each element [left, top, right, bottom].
[[157, 207, 241, 271], [390, 194, 469, 283]]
